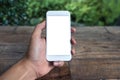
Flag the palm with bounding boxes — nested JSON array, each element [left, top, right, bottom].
[[27, 37, 53, 77]]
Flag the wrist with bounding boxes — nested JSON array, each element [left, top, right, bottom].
[[21, 57, 38, 79], [0, 57, 38, 80]]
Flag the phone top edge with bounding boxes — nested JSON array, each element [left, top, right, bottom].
[[47, 11, 70, 16]]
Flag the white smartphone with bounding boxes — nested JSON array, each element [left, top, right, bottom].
[[46, 11, 71, 61]]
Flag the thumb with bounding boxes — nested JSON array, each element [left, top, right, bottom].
[[32, 21, 46, 38]]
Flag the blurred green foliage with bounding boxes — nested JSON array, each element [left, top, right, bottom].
[[0, 0, 29, 25], [0, 0, 120, 26]]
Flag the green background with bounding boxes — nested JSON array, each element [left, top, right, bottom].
[[0, 0, 120, 26]]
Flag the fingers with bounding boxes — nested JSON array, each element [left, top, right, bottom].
[[53, 61, 64, 67], [71, 27, 76, 33], [71, 48, 76, 55], [32, 21, 46, 38], [71, 37, 76, 55], [71, 27, 76, 55], [71, 37, 76, 45]]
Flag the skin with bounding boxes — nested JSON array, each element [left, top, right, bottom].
[[0, 21, 76, 80]]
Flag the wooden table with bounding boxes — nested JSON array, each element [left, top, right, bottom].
[[0, 27, 120, 80]]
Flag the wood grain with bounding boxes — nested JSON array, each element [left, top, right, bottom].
[[70, 27, 120, 80], [0, 27, 120, 80], [0, 27, 71, 80]]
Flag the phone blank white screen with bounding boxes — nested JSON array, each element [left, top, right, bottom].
[[47, 16, 71, 55]]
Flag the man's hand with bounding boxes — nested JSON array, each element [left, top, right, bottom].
[[26, 21, 76, 78], [0, 21, 76, 80]]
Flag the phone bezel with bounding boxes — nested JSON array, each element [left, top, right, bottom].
[[46, 11, 71, 61]]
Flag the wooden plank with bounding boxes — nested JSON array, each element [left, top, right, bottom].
[[70, 59, 120, 80], [0, 27, 120, 80], [0, 33, 31, 43], [0, 27, 71, 79], [0, 27, 34, 34], [70, 27, 120, 80]]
